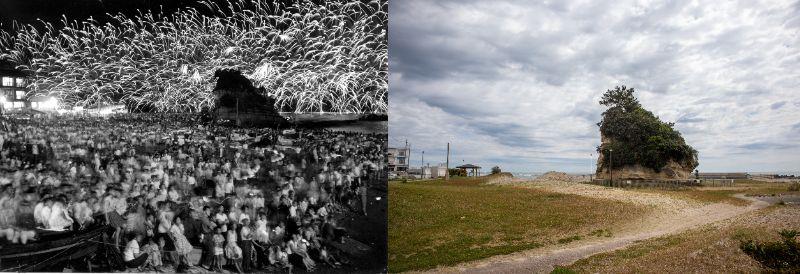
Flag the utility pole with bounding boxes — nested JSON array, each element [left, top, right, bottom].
[[445, 142, 450, 181], [421, 151, 424, 169], [589, 153, 593, 181], [609, 148, 613, 187], [404, 139, 411, 177]]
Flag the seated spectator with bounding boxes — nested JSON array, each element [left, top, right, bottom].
[[124, 233, 149, 269]]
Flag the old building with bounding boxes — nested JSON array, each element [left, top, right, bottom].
[[388, 147, 410, 175], [0, 60, 29, 112]]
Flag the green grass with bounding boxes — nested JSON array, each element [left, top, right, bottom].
[[557, 235, 584, 244], [550, 266, 578, 274], [388, 176, 649, 272]]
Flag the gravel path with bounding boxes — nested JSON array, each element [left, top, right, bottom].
[[418, 181, 769, 274]]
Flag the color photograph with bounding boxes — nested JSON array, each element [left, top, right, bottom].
[[388, 0, 800, 273]]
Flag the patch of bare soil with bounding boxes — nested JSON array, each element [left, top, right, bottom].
[[417, 181, 769, 274]]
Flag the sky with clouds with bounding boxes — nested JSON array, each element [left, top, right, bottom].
[[389, 0, 800, 173]]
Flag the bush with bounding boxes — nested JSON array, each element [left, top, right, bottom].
[[550, 266, 577, 274], [789, 182, 800, 191], [491, 166, 502, 175], [739, 230, 800, 272], [597, 86, 698, 172], [449, 168, 466, 177]]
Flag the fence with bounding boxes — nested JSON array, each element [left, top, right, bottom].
[[698, 179, 735, 187], [587, 178, 733, 189]]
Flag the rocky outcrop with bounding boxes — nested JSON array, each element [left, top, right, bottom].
[[212, 69, 285, 126], [595, 161, 693, 180], [595, 135, 696, 180]]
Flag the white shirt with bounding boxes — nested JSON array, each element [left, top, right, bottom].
[[124, 239, 140, 262]]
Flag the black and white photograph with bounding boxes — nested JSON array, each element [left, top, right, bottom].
[[0, 0, 387, 272]]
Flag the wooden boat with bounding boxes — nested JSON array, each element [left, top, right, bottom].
[[0, 225, 111, 272]]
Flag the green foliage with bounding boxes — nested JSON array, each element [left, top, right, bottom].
[[491, 166, 502, 175], [550, 266, 578, 274], [449, 168, 466, 177], [739, 230, 800, 272], [557, 235, 583, 244], [599, 85, 641, 112], [597, 86, 698, 172]]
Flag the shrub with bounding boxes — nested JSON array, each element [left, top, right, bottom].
[[739, 229, 800, 272], [789, 182, 800, 191], [550, 266, 577, 274], [448, 168, 466, 177], [491, 166, 501, 175]]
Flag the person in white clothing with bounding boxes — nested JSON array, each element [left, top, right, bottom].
[[124, 234, 148, 269]]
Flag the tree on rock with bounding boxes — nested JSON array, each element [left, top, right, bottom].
[[596, 86, 698, 178]]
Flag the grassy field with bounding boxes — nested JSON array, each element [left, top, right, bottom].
[[559, 204, 800, 273], [388, 176, 651, 272]]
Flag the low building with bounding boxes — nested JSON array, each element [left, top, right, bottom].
[[388, 147, 410, 175], [408, 168, 423, 179], [423, 163, 448, 179], [0, 61, 30, 112]]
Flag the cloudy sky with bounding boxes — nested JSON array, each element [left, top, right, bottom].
[[389, 0, 800, 173]]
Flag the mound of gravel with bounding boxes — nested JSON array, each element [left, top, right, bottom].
[[536, 171, 574, 182], [485, 172, 515, 185]]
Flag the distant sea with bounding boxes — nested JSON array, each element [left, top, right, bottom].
[[509, 172, 593, 179]]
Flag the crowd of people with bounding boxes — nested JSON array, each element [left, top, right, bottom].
[[0, 113, 386, 272]]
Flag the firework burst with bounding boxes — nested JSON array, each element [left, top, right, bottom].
[[0, 0, 387, 113]]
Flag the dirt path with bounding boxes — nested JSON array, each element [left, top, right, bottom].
[[420, 181, 770, 274]]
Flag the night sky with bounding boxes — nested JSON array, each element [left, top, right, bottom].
[[0, 0, 305, 34], [1, 0, 196, 33]]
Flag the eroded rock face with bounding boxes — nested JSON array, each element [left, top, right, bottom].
[[595, 135, 696, 180], [595, 161, 693, 180], [212, 69, 285, 126]]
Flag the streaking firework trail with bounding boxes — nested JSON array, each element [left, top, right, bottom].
[[0, 0, 387, 113]]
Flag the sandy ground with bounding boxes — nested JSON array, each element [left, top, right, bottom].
[[418, 180, 770, 274]]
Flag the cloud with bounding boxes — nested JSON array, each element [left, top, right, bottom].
[[390, 0, 800, 173], [771, 101, 787, 110]]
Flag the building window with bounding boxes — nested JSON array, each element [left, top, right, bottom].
[[12, 101, 24, 108], [31, 102, 38, 108], [1, 77, 12, 87], [16, 78, 25, 87], [15, 90, 25, 100]]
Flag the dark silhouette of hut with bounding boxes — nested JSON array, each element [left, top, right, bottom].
[[212, 69, 285, 126]]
